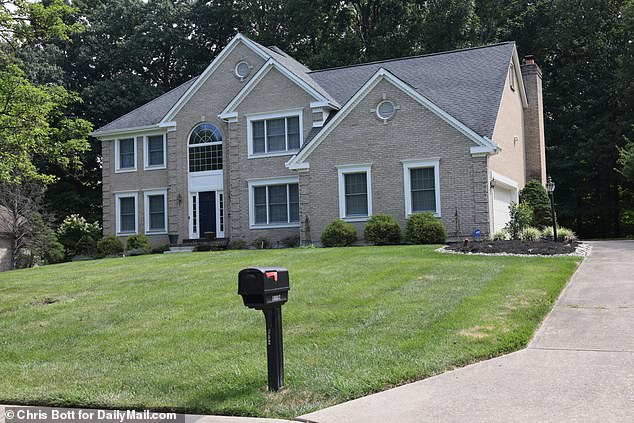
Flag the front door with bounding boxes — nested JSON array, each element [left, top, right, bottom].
[[199, 191, 216, 237]]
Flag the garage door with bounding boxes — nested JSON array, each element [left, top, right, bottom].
[[492, 186, 514, 232]]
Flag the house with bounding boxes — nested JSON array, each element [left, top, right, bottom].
[[0, 206, 13, 271], [92, 34, 546, 246]]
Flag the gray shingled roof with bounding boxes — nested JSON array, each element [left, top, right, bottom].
[[255, 44, 341, 108], [94, 77, 197, 134], [309, 42, 516, 139], [94, 39, 515, 138]]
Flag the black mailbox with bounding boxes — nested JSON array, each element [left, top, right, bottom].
[[238, 267, 289, 309], [238, 266, 289, 391]]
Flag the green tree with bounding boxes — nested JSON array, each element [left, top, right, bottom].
[[520, 180, 552, 228]]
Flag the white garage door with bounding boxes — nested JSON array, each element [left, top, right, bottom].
[[492, 186, 514, 232]]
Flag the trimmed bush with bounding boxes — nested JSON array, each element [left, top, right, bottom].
[[321, 219, 357, 247], [520, 181, 552, 228], [281, 235, 300, 248], [75, 235, 97, 257], [364, 214, 402, 245], [405, 212, 446, 244], [228, 239, 247, 250], [505, 202, 533, 239], [126, 234, 151, 252], [520, 227, 541, 241], [151, 244, 170, 254], [491, 228, 510, 241], [97, 236, 124, 256], [252, 237, 272, 249]]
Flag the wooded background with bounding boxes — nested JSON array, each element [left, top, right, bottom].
[[2, 0, 634, 239]]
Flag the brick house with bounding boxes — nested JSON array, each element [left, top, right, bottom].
[[92, 34, 546, 246]]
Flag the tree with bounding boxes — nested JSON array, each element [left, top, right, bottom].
[[520, 180, 552, 228], [0, 1, 92, 185]]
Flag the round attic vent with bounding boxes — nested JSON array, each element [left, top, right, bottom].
[[235, 61, 251, 79], [376, 100, 396, 120]]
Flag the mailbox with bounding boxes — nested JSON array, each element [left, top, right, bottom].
[[238, 267, 290, 309], [238, 266, 289, 392]]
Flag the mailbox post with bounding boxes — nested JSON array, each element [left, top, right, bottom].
[[238, 267, 289, 391]]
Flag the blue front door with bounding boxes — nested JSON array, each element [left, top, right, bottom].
[[199, 191, 216, 237]]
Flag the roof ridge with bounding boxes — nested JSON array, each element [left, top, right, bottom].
[[95, 76, 198, 132], [309, 41, 516, 74]]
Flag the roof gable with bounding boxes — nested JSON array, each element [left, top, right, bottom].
[[219, 59, 339, 120], [286, 68, 499, 169], [309, 42, 517, 139]]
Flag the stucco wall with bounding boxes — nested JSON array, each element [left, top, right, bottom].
[[489, 66, 526, 188], [300, 78, 490, 243], [225, 67, 316, 244]]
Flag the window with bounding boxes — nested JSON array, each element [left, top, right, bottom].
[[144, 190, 167, 234], [115, 193, 138, 234], [509, 63, 516, 91], [403, 159, 441, 217], [144, 134, 166, 169], [235, 61, 251, 79], [248, 177, 300, 228], [189, 123, 223, 172], [376, 100, 395, 120], [218, 193, 224, 233], [247, 110, 302, 157], [338, 164, 372, 221], [115, 138, 136, 172]]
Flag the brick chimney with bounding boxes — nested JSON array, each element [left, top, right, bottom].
[[521, 55, 546, 185]]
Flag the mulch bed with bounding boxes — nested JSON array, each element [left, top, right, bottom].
[[445, 239, 578, 255]]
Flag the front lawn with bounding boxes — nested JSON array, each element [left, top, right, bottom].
[[0, 246, 579, 418]]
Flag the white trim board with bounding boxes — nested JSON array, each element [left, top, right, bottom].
[[161, 34, 270, 123], [286, 68, 500, 169], [219, 59, 338, 120]]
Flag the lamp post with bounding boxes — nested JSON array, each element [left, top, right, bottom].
[[546, 176, 557, 241]]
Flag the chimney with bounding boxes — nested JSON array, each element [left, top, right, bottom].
[[521, 55, 546, 185]]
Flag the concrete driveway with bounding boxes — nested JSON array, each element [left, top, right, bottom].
[[298, 241, 634, 423]]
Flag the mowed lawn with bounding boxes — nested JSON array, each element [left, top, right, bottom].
[[0, 246, 579, 418]]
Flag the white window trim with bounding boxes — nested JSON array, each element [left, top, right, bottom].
[[246, 109, 303, 158], [143, 133, 167, 170], [115, 192, 139, 235], [114, 137, 137, 173], [143, 189, 168, 235], [337, 164, 373, 222], [187, 123, 223, 174], [402, 158, 441, 218], [247, 176, 300, 229]]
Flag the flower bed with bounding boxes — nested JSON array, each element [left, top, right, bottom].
[[445, 239, 579, 255]]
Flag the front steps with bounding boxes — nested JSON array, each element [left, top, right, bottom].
[[164, 246, 195, 254]]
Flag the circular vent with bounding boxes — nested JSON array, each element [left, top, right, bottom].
[[235, 61, 251, 79], [377, 100, 396, 120]]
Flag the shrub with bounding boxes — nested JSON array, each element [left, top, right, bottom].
[[491, 228, 510, 241], [505, 202, 533, 239], [541, 226, 577, 242], [97, 236, 124, 256], [281, 235, 300, 248], [126, 234, 151, 252], [228, 239, 247, 250], [56, 214, 102, 257], [557, 227, 577, 242], [252, 237, 272, 249], [520, 181, 552, 228], [320, 219, 357, 247], [405, 212, 446, 244], [75, 235, 97, 257], [364, 214, 402, 245], [520, 227, 541, 241], [125, 248, 150, 256], [151, 244, 170, 254]]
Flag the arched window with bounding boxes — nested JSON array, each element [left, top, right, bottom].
[[189, 123, 223, 172]]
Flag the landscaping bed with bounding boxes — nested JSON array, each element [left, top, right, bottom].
[[445, 239, 579, 255]]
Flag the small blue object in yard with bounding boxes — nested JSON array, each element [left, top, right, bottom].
[[474, 229, 482, 241]]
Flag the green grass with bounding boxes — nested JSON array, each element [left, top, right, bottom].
[[0, 246, 580, 418]]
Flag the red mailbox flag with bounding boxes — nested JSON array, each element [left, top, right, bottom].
[[265, 271, 278, 282]]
